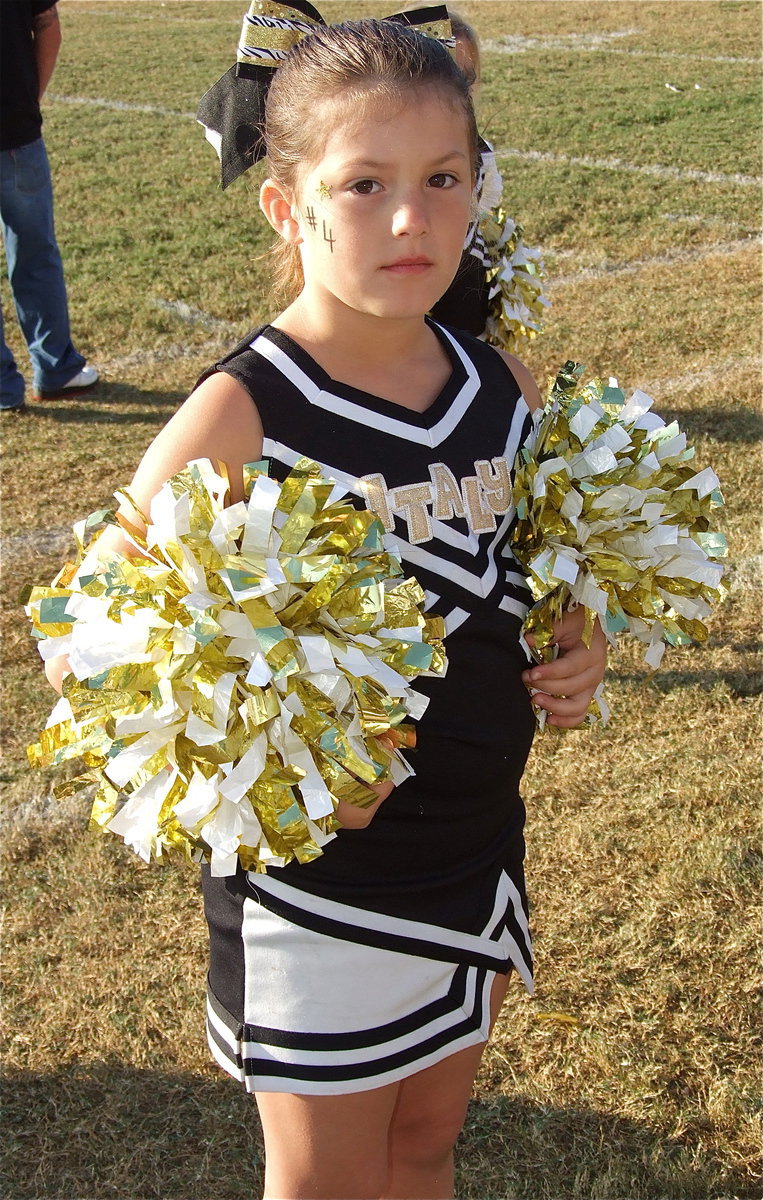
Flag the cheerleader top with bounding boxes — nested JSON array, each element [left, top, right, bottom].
[[197, 319, 537, 923]]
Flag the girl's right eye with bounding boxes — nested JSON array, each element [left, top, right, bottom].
[[349, 179, 381, 195]]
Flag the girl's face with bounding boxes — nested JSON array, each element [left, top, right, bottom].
[[287, 88, 474, 324]]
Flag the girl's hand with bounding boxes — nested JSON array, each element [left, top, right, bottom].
[[45, 654, 70, 695], [334, 734, 397, 828], [522, 607, 607, 728], [335, 780, 395, 829]]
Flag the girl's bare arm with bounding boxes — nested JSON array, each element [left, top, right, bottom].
[[44, 373, 261, 691], [43, 371, 392, 824], [103, 372, 265, 552]]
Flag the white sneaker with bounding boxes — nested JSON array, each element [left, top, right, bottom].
[[36, 365, 100, 400]]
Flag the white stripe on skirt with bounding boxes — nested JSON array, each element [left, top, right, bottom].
[[205, 869, 532, 1095]]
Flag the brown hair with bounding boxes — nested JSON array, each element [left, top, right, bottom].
[[449, 10, 481, 80], [263, 18, 478, 301]]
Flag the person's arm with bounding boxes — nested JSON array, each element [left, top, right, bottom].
[[496, 349, 542, 413], [42, 369, 393, 824], [32, 4, 62, 100], [44, 370, 264, 693]]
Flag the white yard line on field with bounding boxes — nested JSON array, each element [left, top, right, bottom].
[[548, 237, 759, 286], [485, 31, 639, 53], [483, 33, 759, 66], [102, 333, 235, 375], [151, 298, 241, 335], [639, 356, 761, 397], [495, 147, 761, 188], [48, 94, 761, 188], [48, 94, 197, 120], [5, 524, 75, 567], [93, 302, 243, 375], [62, 20, 761, 64]]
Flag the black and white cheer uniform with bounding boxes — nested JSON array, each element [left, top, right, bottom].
[[198, 319, 537, 1094]]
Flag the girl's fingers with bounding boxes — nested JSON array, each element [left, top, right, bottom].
[[525, 632, 606, 722], [522, 655, 600, 695], [531, 690, 595, 727], [334, 781, 394, 829], [523, 622, 607, 698], [372, 780, 395, 800]]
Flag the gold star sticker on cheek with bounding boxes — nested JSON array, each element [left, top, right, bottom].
[[317, 180, 333, 200]]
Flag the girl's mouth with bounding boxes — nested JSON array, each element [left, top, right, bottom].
[[382, 257, 433, 275]]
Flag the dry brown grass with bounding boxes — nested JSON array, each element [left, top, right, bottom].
[[2, 2, 761, 1198]]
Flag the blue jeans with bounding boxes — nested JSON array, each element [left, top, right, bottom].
[[0, 137, 84, 407]]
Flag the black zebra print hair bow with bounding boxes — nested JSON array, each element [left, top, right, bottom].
[[197, 1, 454, 189]]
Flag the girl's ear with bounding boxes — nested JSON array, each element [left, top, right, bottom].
[[260, 178, 303, 245]]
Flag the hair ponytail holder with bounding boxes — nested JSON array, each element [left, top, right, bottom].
[[197, 1, 454, 189], [382, 6, 454, 45]]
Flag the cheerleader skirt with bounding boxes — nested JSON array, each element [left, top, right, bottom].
[[201, 863, 534, 1096]]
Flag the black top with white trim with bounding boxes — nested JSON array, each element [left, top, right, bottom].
[[198, 320, 536, 932]]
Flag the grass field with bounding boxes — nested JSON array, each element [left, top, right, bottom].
[[1, 2, 761, 1198]]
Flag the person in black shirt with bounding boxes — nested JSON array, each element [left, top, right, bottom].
[[0, 0, 98, 412]]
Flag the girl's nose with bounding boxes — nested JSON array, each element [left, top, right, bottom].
[[391, 195, 428, 237]]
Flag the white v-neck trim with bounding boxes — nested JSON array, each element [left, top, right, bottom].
[[252, 326, 481, 449]]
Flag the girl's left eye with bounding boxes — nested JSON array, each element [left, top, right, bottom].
[[428, 173, 458, 189]]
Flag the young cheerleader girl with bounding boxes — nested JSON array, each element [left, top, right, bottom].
[[47, 16, 606, 1199]]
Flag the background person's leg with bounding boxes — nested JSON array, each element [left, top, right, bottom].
[[0, 139, 85, 395], [0, 306, 26, 409]]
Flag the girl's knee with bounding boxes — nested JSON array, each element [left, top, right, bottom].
[[257, 1085, 398, 1198], [265, 1157, 389, 1200], [389, 1104, 466, 1170]]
